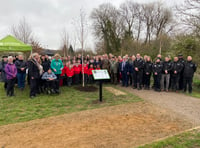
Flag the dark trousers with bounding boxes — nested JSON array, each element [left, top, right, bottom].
[[179, 72, 184, 90], [154, 74, 161, 91], [4, 81, 8, 90], [132, 72, 137, 88], [171, 75, 180, 91], [30, 78, 38, 97], [111, 71, 117, 85], [67, 77, 73, 86], [122, 71, 128, 87], [135, 71, 143, 88], [183, 77, 193, 93], [88, 75, 94, 84], [55, 74, 61, 90], [83, 74, 88, 84], [7, 78, 16, 96], [128, 73, 133, 86], [144, 73, 151, 88], [74, 74, 80, 84], [46, 80, 56, 90]]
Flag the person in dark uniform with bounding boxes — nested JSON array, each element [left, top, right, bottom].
[[28, 53, 40, 98], [134, 54, 144, 90], [144, 56, 152, 90], [178, 54, 185, 90], [161, 57, 172, 92], [183, 56, 197, 94], [171, 57, 183, 92], [152, 58, 163, 92], [120, 56, 129, 87]]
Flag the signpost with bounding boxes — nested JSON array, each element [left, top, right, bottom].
[[92, 70, 110, 102]]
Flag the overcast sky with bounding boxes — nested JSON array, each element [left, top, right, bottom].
[[0, 0, 184, 50]]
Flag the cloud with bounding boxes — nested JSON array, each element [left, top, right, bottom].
[[0, 0, 182, 50]]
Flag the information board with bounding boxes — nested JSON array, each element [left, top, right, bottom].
[[92, 70, 110, 80]]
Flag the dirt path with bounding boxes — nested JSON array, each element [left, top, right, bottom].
[[120, 86, 200, 126], [0, 102, 191, 148]]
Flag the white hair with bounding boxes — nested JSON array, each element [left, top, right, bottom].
[[31, 53, 38, 58], [7, 56, 13, 60]]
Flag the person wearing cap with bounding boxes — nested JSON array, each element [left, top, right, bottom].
[[5, 56, 17, 96], [0, 56, 8, 89], [178, 54, 185, 90], [15, 55, 27, 91], [51, 54, 64, 93], [183, 56, 197, 94], [152, 58, 163, 92], [134, 54, 144, 90], [119, 56, 129, 87]]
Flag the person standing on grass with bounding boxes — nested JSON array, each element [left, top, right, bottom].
[[134, 54, 144, 90], [28, 53, 41, 98], [0, 56, 8, 90], [51, 54, 63, 93], [183, 56, 197, 94], [15, 55, 27, 91], [5, 56, 17, 97]]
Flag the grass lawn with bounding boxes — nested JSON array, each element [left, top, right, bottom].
[[0, 83, 142, 126], [138, 129, 200, 148]]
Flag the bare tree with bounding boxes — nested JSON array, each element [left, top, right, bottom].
[[60, 28, 69, 57], [176, 0, 200, 37], [73, 9, 89, 87], [11, 17, 33, 44]]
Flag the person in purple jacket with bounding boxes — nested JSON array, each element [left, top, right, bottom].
[[5, 56, 17, 97]]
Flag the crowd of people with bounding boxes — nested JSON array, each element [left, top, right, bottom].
[[0, 52, 197, 99]]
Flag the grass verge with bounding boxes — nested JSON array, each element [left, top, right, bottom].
[[0, 83, 142, 126], [138, 128, 200, 148]]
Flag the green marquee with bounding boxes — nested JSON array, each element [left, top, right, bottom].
[[0, 35, 32, 52]]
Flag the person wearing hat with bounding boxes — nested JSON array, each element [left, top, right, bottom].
[[178, 54, 185, 90], [51, 54, 63, 93], [0, 56, 8, 89]]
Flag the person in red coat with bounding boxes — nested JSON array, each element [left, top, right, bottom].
[[73, 61, 81, 85], [88, 64, 94, 84], [82, 62, 88, 84], [66, 64, 74, 86]]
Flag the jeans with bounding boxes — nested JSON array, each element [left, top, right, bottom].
[[17, 73, 26, 88]]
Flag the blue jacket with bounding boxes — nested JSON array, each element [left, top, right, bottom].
[[119, 61, 129, 73]]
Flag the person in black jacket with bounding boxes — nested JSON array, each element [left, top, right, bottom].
[[152, 58, 163, 92], [144, 56, 152, 90], [41, 55, 50, 73], [15, 55, 27, 90], [178, 54, 185, 90], [161, 57, 172, 92], [134, 54, 144, 90], [183, 56, 197, 94], [28, 53, 40, 98], [171, 57, 183, 92], [0, 56, 8, 90]]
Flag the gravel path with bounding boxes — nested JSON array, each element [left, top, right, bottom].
[[120, 87, 200, 126]]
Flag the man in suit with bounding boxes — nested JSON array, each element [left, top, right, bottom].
[[120, 56, 129, 87]]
